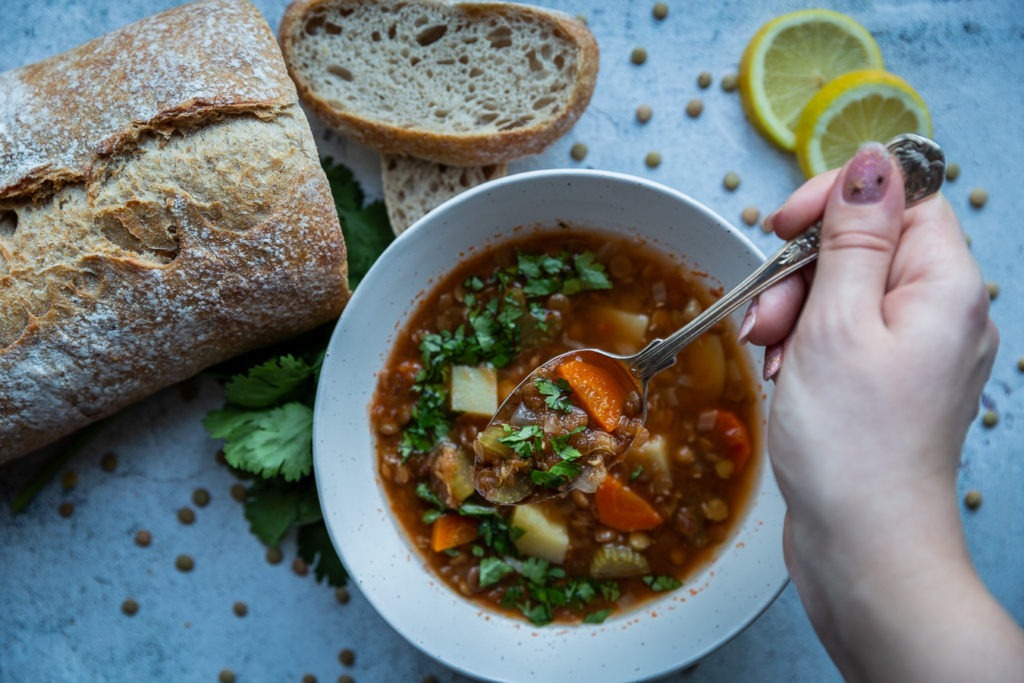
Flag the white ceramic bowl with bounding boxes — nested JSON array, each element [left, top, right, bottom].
[[313, 169, 787, 683]]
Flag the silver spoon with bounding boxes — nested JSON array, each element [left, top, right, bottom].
[[473, 134, 945, 505]]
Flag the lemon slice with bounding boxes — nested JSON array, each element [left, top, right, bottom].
[[739, 9, 884, 151], [795, 69, 932, 177]]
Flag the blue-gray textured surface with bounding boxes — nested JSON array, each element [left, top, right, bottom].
[[1, 1, 1022, 682]]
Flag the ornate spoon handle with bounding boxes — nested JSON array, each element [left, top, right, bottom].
[[630, 133, 945, 381]]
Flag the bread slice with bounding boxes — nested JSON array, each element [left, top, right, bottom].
[[0, 0, 349, 462], [279, 0, 599, 166], [382, 154, 506, 234]]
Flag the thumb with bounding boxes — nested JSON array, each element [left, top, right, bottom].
[[805, 142, 906, 318]]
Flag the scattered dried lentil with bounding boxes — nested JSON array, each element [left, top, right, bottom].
[[945, 162, 960, 182], [741, 206, 760, 226], [233, 601, 248, 617], [652, 2, 669, 20], [230, 483, 247, 503], [635, 104, 653, 123], [645, 151, 662, 168], [61, 471, 78, 489], [720, 73, 739, 92], [697, 71, 712, 89], [969, 188, 988, 208], [630, 47, 647, 65], [135, 530, 152, 547], [266, 547, 284, 565], [100, 452, 118, 472], [1017, 356, 1024, 373], [981, 410, 998, 428], [302, 674, 317, 683], [334, 587, 351, 604], [192, 488, 211, 507], [339, 649, 356, 667], [121, 598, 139, 616], [685, 98, 703, 118], [964, 489, 983, 510], [215, 450, 228, 467], [723, 172, 741, 191], [337, 676, 354, 683], [177, 507, 196, 525], [293, 557, 310, 577], [570, 142, 588, 161], [219, 671, 236, 683], [59, 502, 74, 518], [986, 282, 1000, 300], [175, 554, 195, 572]]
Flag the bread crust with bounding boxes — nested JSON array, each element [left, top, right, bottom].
[[0, 0, 350, 462], [279, 0, 599, 166]]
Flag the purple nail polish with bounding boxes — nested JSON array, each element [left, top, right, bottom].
[[842, 142, 891, 204]]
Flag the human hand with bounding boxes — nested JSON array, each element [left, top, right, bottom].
[[740, 142, 1016, 680]]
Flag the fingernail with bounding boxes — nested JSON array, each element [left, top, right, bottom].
[[842, 142, 892, 204], [737, 298, 758, 344], [761, 211, 777, 234], [763, 343, 784, 381]]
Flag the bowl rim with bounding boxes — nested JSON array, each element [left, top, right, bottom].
[[312, 168, 788, 683]]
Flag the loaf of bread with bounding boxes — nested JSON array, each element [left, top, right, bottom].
[[279, 0, 599, 166], [381, 155, 506, 234], [0, 0, 350, 462]]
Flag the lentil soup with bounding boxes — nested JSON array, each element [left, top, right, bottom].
[[371, 229, 761, 626]]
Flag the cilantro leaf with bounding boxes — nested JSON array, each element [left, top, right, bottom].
[[203, 402, 314, 481], [643, 575, 683, 592], [297, 520, 348, 587], [531, 460, 581, 488], [535, 377, 573, 412], [583, 609, 612, 624], [223, 354, 316, 409], [497, 424, 544, 459], [479, 557, 515, 588]]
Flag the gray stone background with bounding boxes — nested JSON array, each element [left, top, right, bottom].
[[1, 1, 1022, 681]]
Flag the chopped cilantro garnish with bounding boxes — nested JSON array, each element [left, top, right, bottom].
[[630, 464, 645, 481], [583, 609, 612, 624], [479, 557, 516, 588], [535, 376, 573, 412], [321, 158, 392, 290], [643, 575, 683, 592], [497, 424, 545, 459]]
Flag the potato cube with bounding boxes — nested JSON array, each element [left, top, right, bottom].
[[450, 365, 498, 416]]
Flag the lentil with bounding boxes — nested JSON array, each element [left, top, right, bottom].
[[741, 206, 760, 226], [121, 598, 139, 616], [1018, 357, 1024, 373], [215, 450, 228, 467], [59, 502, 74, 518], [61, 471, 78, 489], [192, 488, 211, 507], [969, 188, 988, 208], [630, 47, 647, 65], [635, 104, 653, 124], [230, 483, 247, 503], [981, 410, 998, 428], [697, 71, 712, 89], [720, 73, 739, 92], [233, 601, 248, 617], [964, 489, 983, 510], [293, 557, 309, 577], [339, 649, 356, 667], [100, 452, 118, 472], [685, 98, 703, 118], [723, 172, 741, 191], [645, 151, 662, 168], [175, 554, 195, 572], [570, 142, 588, 162], [135, 530, 152, 547], [337, 676, 354, 683], [652, 2, 668, 20], [266, 547, 284, 565], [219, 671, 236, 683], [945, 162, 960, 181], [334, 587, 351, 604], [986, 282, 1000, 300], [178, 507, 196, 525], [302, 675, 317, 683]]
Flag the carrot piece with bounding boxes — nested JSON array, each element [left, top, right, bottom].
[[430, 514, 480, 552], [556, 358, 627, 432], [701, 409, 752, 471], [594, 476, 663, 532]]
